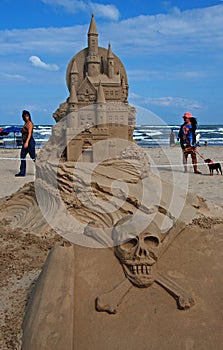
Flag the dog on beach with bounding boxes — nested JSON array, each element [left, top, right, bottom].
[[204, 158, 222, 176]]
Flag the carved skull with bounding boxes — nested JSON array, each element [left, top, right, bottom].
[[112, 214, 163, 288]]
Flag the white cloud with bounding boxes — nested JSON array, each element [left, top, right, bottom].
[[41, 0, 87, 12], [130, 94, 203, 109], [29, 56, 59, 71], [41, 0, 120, 20], [106, 4, 223, 55], [1, 5, 223, 58], [89, 3, 120, 20], [128, 69, 206, 82], [1, 73, 29, 82], [0, 26, 87, 57]]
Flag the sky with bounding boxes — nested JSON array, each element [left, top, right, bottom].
[[0, 0, 223, 126]]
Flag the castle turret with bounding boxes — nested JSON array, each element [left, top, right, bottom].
[[70, 59, 79, 89], [86, 13, 100, 77], [107, 43, 114, 79], [97, 81, 106, 103], [96, 81, 106, 125], [68, 83, 78, 106], [68, 59, 78, 107]]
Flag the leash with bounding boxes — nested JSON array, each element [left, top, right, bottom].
[[195, 149, 206, 161], [196, 149, 219, 164]]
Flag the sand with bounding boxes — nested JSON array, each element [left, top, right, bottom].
[[1, 146, 222, 204], [0, 146, 223, 349], [146, 145, 223, 206], [0, 149, 37, 198]]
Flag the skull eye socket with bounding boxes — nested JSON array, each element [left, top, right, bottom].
[[121, 238, 137, 250], [144, 236, 159, 247]]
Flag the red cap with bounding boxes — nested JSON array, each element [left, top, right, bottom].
[[183, 112, 192, 118]]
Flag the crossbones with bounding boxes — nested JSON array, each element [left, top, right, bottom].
[[96, 271, 195, 314], [85, 213, 195, 314]]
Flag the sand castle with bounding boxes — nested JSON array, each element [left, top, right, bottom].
[[1, 14, 223, 350], [52, 13, 135, 162]]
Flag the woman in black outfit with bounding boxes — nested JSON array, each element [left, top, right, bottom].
[[15, 110, 36, 177]]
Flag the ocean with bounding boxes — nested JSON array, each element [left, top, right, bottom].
[[0, 124, 223, 148], [134, 124, 223, 147]]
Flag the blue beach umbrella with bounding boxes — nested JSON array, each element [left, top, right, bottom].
[[0, 126, 21, 147], [1, 126, 21, 133]]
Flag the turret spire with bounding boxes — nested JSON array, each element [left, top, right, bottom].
[[107, 42, 114, 78], [87, 13, 100, 76], [88, 13, 98, 35], [97, 81, 106, 103], [107, 42, 113, 59]]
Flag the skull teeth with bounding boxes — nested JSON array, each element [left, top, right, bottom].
[[129, 265, 150, 275]]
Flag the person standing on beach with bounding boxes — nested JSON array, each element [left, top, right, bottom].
[[178, 112, 202, 174], [169, 129, 175, 146], [15, 110, 36, 177]]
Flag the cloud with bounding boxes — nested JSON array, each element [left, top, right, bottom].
[[128, 69, 206, 82], [106, 4, 223, 55], [88, 3, 120, 20], [41, 0, 86, 12], [29, 56, 59, 71], [41, 0, 120, 20], [130, 94, 203, 109], [1, 73, 29, 82], [1, 5, 223, 58]]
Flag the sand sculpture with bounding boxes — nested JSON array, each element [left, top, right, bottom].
[[1, 13, 223, 350], [52, 13, 135, 162], [95, 214, 195, 314]]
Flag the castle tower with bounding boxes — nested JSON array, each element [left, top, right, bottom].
[[70, 59, 79, 89], [68, 59, 78, 107], [86, 13, 100, 77], [97, 81, 106, 104], [107, 43, 114, 79], [96, 81, 106, 125]]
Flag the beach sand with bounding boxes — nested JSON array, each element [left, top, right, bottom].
[[0, 149, 38, 198], [0, 146, 223, 349], [0, 146, 222, 203], [147, 145, 223, 206]]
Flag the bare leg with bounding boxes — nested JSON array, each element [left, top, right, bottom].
[[191, 152, 202, 174], [183, 151, 188, 173]]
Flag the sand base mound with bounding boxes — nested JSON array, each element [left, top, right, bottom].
[[1, 156, 223, 349], [22, 219, 223, 350]]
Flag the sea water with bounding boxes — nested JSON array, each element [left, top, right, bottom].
[[134, 124, 223, 147], [0, 124, 223, 148]]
